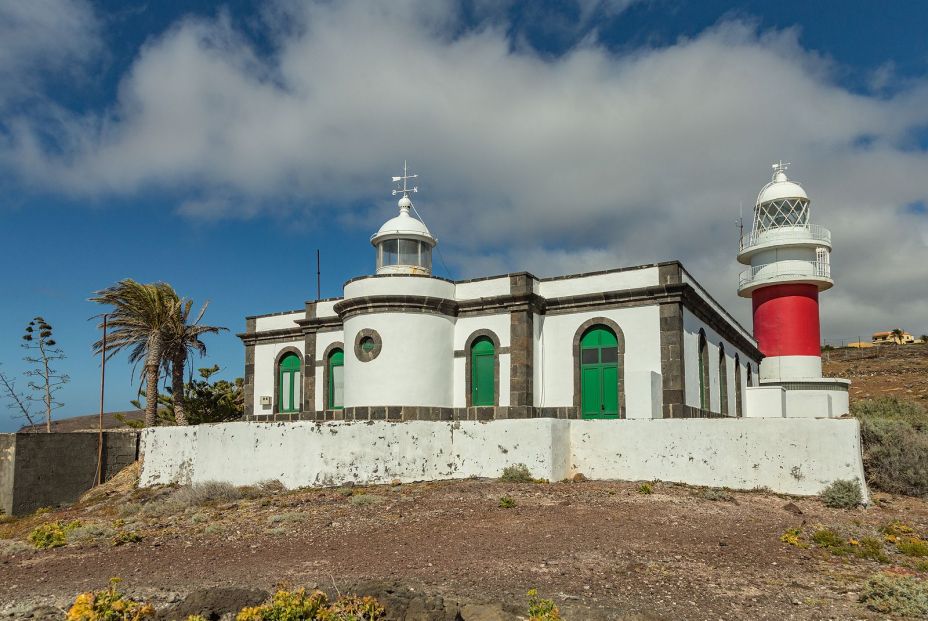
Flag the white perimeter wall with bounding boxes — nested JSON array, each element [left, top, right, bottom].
[[682, 308, 755, 415], [534, 306, 662, 417], [140, 418, 867, 499]]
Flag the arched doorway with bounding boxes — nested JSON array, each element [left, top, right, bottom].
[[470, 336, 495, 406], [734, 354, 743, 417], [718, 344, 729, 415], [278, 353, 301, 414], [698, 330, 710, 411], [327, 348, 344, 410], [579, 326, 620, 419]]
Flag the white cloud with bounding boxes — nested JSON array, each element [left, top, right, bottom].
[[0, 0, 100, 106], [2, 0, 928, 338]]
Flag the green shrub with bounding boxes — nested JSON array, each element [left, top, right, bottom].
[[267, 512, 305, 524], [898, 538, 928, 558], [820, 480, 863, 508], [140, 482, 262, 518], [29, 521, 81, 549], [527, 588, 561, 620], [853, 537, 889, 563], [780, 527, 807, 548], [859, 573, 928, 616], [811, 528, 850, 555], [67, 578, 155, 620], [696, 488, 733, 502], [111, 531, 142, 546], [349, 494, 380, 507], [500, 464, 535, 483], [853, 398, 928, 497], [636, 482, 653, 495], [499, 496, 516, 509], [235, 588, 384, 620], [67, 522, 117, 544]]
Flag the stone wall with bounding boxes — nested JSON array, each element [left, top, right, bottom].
[[139, 418, 867, 499], [0, 431, 139, 516]]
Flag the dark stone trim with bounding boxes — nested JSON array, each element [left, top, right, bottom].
[[343, 273, 456, 286], [321, 341, 344, 411], [571, 317, 626, 418], [698, 329, 711, 412], [244, 317, 256, 418], [463, 329, 501, 407], [659, 302, 686, 419], [509, 274, 535, 408], [295, 315, 343, 332], [680, 287, 761, 361], [272, 346, 303, 418], [237, 326, 303, 345], [354, 329, 383, 362], [303, 332, 316, 414], [333, 295, 457, 319]]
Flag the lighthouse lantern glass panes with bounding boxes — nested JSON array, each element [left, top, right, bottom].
[[398, 239, 419, 266], [381, 239, 399, 267]]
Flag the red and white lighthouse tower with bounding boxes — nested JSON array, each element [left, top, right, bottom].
[[737, 162, 833, 382]]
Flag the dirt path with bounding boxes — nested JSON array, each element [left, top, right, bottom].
[[2, 479, 926, 620]]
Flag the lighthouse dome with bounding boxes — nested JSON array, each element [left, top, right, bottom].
[[371, 207, 435, 245], [756, 165, 808, 205]]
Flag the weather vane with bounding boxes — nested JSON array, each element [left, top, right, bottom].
[[772, 160, 790, 174], [392, 160, 418, 197]]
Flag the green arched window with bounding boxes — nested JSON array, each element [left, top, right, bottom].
[[278, 353, 301, 413], [470, 336, 495, 406], [698, 330, 710, 411], [327, 349, 344, 410], [579, 326, 619, 419]]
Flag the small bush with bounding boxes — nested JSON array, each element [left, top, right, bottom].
[[500, 464, 535, 483], [859, 573, 928, 616], [696, 488, 734, 502], [811, 528, 850, 555], [499, 496, 516, 509], [820, 480, 862, 508], [235, 588, 384, 621], [111, 531, 142, 546], [0, 539, 32, 558], [636, 482, 653, 495], [140, 482, 261, 518], [527, 588, 561, 621], [853, 537, 890, 563], [780, 527, 807, 548], [29, 520, 81, 549], [898, 538, 928, 558], [267, 512, 305, 524], [67, 578, 155, 620], [882, 521, 916, 537], [67, 522, 116, 544], [350, 494, 380, 507], [853, 398, 928, 497]]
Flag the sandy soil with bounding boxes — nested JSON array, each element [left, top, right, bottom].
[[823, 344, 928, 407], [2, 476, 927, 620]]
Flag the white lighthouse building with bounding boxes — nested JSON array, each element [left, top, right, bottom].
[[739, 162, 849, 417]]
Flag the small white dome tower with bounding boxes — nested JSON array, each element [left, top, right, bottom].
[[371, 161, 437, 275]]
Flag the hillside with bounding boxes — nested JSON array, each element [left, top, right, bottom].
[[823, 344, 928, 407]]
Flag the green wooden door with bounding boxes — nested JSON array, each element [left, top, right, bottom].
[[328, 349, 344, 410], [471, 337, 495, 406], [580, 327, 619, 419], [279, 353, 301, 413]]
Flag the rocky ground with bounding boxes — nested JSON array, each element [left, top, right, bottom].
[[2, 467, 928, 620], [823, 344, 928, 407]]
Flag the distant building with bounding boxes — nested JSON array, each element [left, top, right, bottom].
[[872, 330, 915, 345]]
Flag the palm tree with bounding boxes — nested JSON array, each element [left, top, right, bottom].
[[891, 328, 905, 345], [91, 280, 180, 427], [163, 299, 226, 426]]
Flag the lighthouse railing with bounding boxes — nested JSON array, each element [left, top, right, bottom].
[[738, 258, 832, 288], [740, 223, 831, 252]]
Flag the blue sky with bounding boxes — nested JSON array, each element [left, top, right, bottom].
[[1, 0, 927, 431]]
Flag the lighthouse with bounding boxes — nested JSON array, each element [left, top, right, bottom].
[[737, 162, 832, 381]]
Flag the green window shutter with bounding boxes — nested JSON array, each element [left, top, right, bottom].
[[279, 353, 301, 413], [328, 349, 344, 409], [471, 337, 495, 406]]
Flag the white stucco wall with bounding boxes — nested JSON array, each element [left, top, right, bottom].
[[536, 267, 658, 299], [344, 276, 455, 300], [534, 306, 662, 416], [140, 418, 867, 499], [254, 312, 303, 332], [315, 300, 339, 318], [343, 312, 454, 407], [314, 330, 344, 411], [454, 278, 510, 300], [253, 340, 303, 415]]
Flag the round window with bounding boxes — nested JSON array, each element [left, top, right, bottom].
[[354, 329, 382, 362]]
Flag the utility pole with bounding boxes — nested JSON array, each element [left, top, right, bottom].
[[316, 249, 321, 301]]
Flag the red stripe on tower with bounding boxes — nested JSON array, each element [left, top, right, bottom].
[[751, 283, 821, 357]]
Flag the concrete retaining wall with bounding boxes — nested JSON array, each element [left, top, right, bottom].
[[0, 431, 139, 516], [139, 419, 866, 499]]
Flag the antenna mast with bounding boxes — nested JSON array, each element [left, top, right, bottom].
[[316, 249, 321, 301]]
